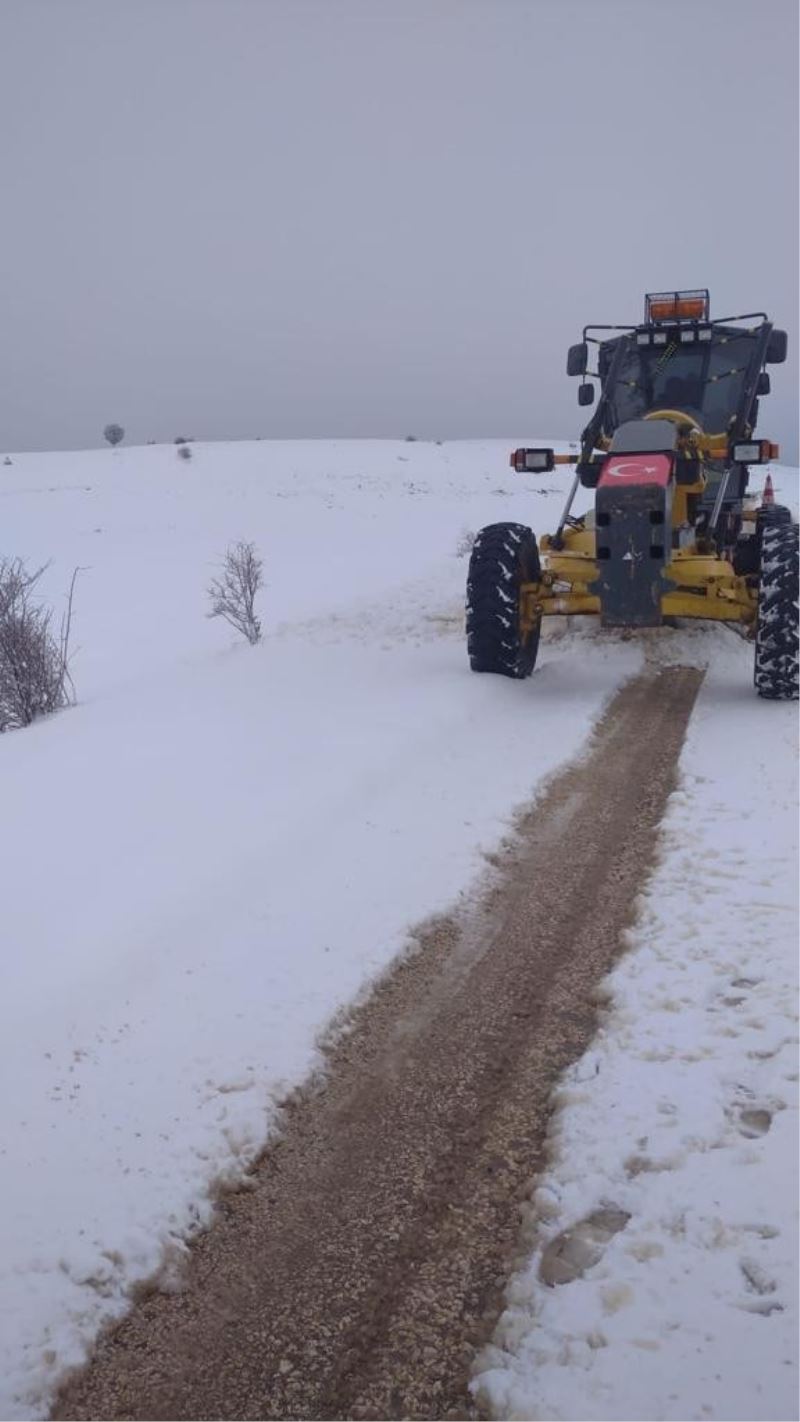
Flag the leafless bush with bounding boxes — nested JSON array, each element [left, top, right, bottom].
[[0, 559, 78, 731], [177, 444, 192, 461], [103, 423, 124, 447], [454, 527, 476, 559], [207, 542, 263, 645]]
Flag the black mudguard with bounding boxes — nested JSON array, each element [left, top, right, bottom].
[[593, 474, 673, 627]]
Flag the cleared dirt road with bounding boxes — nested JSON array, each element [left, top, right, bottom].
[[54, 666, 702, 1422]]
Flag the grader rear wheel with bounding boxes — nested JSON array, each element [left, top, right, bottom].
[[754, 523, 799, 700]]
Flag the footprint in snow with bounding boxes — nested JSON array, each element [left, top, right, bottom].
[[739, 1257, 777, 1296], [738, 1107, 772, 1137], [624, 1152, 682, 1178], [747, 1040, 791, 1062], [741, 1222, 780, 1240], [726, 1085, 785, 1138], [737, 1298, 784, 1316], [539, 1206, 630, 1287]]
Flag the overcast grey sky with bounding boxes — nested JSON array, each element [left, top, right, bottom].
[[2, 0, 797, 456]]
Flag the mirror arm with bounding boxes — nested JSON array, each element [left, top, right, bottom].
[[551, 474, 581, 550]]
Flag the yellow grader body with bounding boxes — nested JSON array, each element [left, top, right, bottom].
[[466, 292, 797, 698], [518, 416, 759, 639]]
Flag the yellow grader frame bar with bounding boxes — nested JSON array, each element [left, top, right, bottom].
[[519, 425, 759, 635]]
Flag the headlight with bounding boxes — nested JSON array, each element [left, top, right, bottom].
[[510, 448, 555, 473], [731, 440, 780, 463]]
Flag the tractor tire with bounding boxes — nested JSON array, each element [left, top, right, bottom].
[[756, 504, 792, 538], [754, 523, 799, 700], [735, 505, 794, 577], [466, 522, 541, 678]]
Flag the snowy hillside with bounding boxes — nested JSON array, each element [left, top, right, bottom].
[[0, 439, 796, 1420]]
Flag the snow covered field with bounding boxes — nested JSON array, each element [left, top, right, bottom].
[[0, 439, 796, 1419]]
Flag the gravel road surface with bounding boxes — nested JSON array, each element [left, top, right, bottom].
[[54, 665, 702, 1421]]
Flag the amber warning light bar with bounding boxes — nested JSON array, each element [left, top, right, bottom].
[[645, 289, 709, 323]]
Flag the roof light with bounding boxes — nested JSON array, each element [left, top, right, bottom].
[[645, 289, 710, 323], [636, 332, 651, 346], [697, 326, 713, 342], [680, 329, 696, 343], [652, 330, 668, 345]]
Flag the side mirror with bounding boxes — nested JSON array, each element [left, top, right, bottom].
[[578, 382, 595, 407], [766, 329, 787, 364], [566, 342, 588, 377], [757, 372, 771, 395]]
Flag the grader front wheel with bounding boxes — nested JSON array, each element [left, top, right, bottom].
[[466, 522, 541, 679]]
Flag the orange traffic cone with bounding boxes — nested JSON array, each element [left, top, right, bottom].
[[762, 472, 775, 506]]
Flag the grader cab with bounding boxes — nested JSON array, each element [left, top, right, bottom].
[[466, 291, 797, 699]]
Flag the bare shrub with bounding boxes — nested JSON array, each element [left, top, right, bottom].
[[0, 560, 78, 731], [454, 527, 476, 559], [177, 444, 192, 461], [103, 423, 124, 447], [207, 542, 263, 645]]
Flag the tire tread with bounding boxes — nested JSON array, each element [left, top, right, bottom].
[[466, 522, 541, 679], [754, 523, 799, 700]]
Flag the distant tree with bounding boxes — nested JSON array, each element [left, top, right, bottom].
[[104, 423, 124, 448], [207, 542, 263, 646]]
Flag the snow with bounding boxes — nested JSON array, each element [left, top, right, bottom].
[[0, 437, 634, 1419], [0, 439, 795, 1421], [473, 625, 799, 1421]]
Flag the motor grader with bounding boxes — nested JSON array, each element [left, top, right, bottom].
[[466, 290, 798, 698]]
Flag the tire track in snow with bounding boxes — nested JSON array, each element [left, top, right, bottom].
[[53, 666, 702, 1422]]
